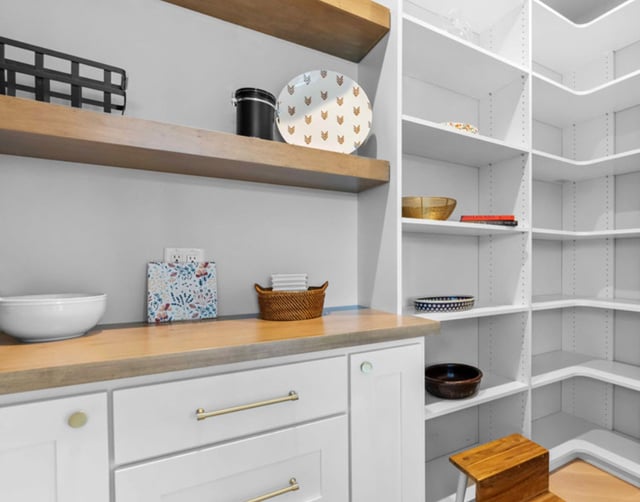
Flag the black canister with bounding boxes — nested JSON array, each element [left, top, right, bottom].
[[233, 88, 276, 140]]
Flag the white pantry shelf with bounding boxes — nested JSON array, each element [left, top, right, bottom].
[[533, 227, 640, 240], [533, 356, 640, 391], [532, 411, 601, 450], [532, 294, 640, 313], [411, 304, 529, 322], [533, 0, 640, 73], [425, 371, 528, 420], [549, 430, 640, 481], [403, 115, 527, 167], [404, 0, 524, 33], [533, 69, 640, 127], [403, 15, 528, 99], [532, 149, 640, 182], [532, 350, 596, 383], [403, 218, 527, 237]]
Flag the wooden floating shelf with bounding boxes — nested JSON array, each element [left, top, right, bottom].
[[162, 0, 390, 63], [0, 96, 389, 193]]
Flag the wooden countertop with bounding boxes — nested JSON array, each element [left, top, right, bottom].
[[0, 309, 438, 395]]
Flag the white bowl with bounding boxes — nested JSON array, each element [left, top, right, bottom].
[[0, 293, 107, 343]]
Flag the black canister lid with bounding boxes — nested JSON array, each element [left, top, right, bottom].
[[234, 87, 276, 104]]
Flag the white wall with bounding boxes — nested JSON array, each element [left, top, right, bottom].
[[0, 0, 366, 322]]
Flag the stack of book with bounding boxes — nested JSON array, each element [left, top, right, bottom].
[[460, 214, 518, 226]]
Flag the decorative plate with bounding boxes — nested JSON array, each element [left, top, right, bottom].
[[414, 295, 475, 313], [276, 70, 373, 154], [441, 122, 479, 134]]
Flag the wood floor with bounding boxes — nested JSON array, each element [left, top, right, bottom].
[[549, 460, 640, 501]]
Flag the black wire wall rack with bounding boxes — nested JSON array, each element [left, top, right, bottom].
[[0, 36, 127, 114]]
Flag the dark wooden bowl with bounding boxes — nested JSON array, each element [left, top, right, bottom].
[[425, 363, 483, 399]]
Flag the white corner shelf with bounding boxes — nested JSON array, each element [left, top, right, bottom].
[[532, 294, 640, 313], [533, 69, 640, 127], [532, 149, 640, 182], [532, 411, 601, 450], [533, 0, 640, 73], [549, 429, 640, 480], [425, 372, 528, 420], [411, 304, 529, 322], [403, 218, 528, 237], [533, 227, 640, 240], [403, 115, 528, 167], [533, 356, 640, 391], [532, 350, 596, 384], [403, 15, 528, 99]]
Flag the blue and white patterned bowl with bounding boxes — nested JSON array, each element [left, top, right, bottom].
[[414, 295, 475, 313]]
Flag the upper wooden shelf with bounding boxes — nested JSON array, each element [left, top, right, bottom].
[[162, 0, 390, 63], [0, 96, 389, 193]]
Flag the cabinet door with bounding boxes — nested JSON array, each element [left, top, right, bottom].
[[115, 415, 348, 501], [0, 393, 109, 502], [350, 342, 425, 502]]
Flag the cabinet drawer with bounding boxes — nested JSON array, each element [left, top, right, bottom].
[[113, 356, 346, 464], [115, 415, 348, 501]]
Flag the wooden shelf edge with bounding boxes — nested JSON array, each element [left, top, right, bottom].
[[0, 96, 389, 193], [162, 0, 390, 63]]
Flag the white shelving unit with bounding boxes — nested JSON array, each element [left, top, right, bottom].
[[395, 1, 640, 499], [398, 1, 531, 500], [529, 0, 640, 485]]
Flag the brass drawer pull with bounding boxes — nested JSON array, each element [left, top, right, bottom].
[[196, 391, 299, 421], [247, 478, 300, 502]]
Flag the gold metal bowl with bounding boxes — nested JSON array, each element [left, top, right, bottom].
[[402, 196, 457, 220]]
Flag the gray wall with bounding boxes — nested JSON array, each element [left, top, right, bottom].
[[0, 0, 363, 322]]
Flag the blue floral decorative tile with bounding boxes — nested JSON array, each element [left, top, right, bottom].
[[147, 262, 217, 323]]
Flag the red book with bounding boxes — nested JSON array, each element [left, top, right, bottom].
[[460, 214, 515, 221]]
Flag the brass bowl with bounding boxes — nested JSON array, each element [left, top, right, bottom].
[[402, 196, 457, 221], [425, 363, 482, 399]]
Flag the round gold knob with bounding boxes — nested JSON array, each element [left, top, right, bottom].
[[68, 411, 88, 428]]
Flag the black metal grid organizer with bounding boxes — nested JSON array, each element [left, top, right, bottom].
[[0, 36, 127, 114]]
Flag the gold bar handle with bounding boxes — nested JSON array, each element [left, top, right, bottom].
[[247, 478, 300, 502], [196, 391, 299, 421]]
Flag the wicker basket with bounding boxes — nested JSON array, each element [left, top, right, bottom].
[[255, 281, 328, 321]]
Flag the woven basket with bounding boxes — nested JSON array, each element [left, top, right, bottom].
[[255, 281, 328, 321]]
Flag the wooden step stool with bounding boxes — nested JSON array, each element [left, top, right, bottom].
[[449, 434, 565, 502]]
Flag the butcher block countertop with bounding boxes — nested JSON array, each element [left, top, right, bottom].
[[0, 308, 438, 395]]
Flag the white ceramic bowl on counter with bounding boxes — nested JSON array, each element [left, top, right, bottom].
[[0, 293, 107, 342]]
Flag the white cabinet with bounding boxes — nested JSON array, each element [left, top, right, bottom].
[[350, 342, 425, 502], [0, 393, 109, 502], [115, 415, 348, 502], [110, 339, 424, 501]]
